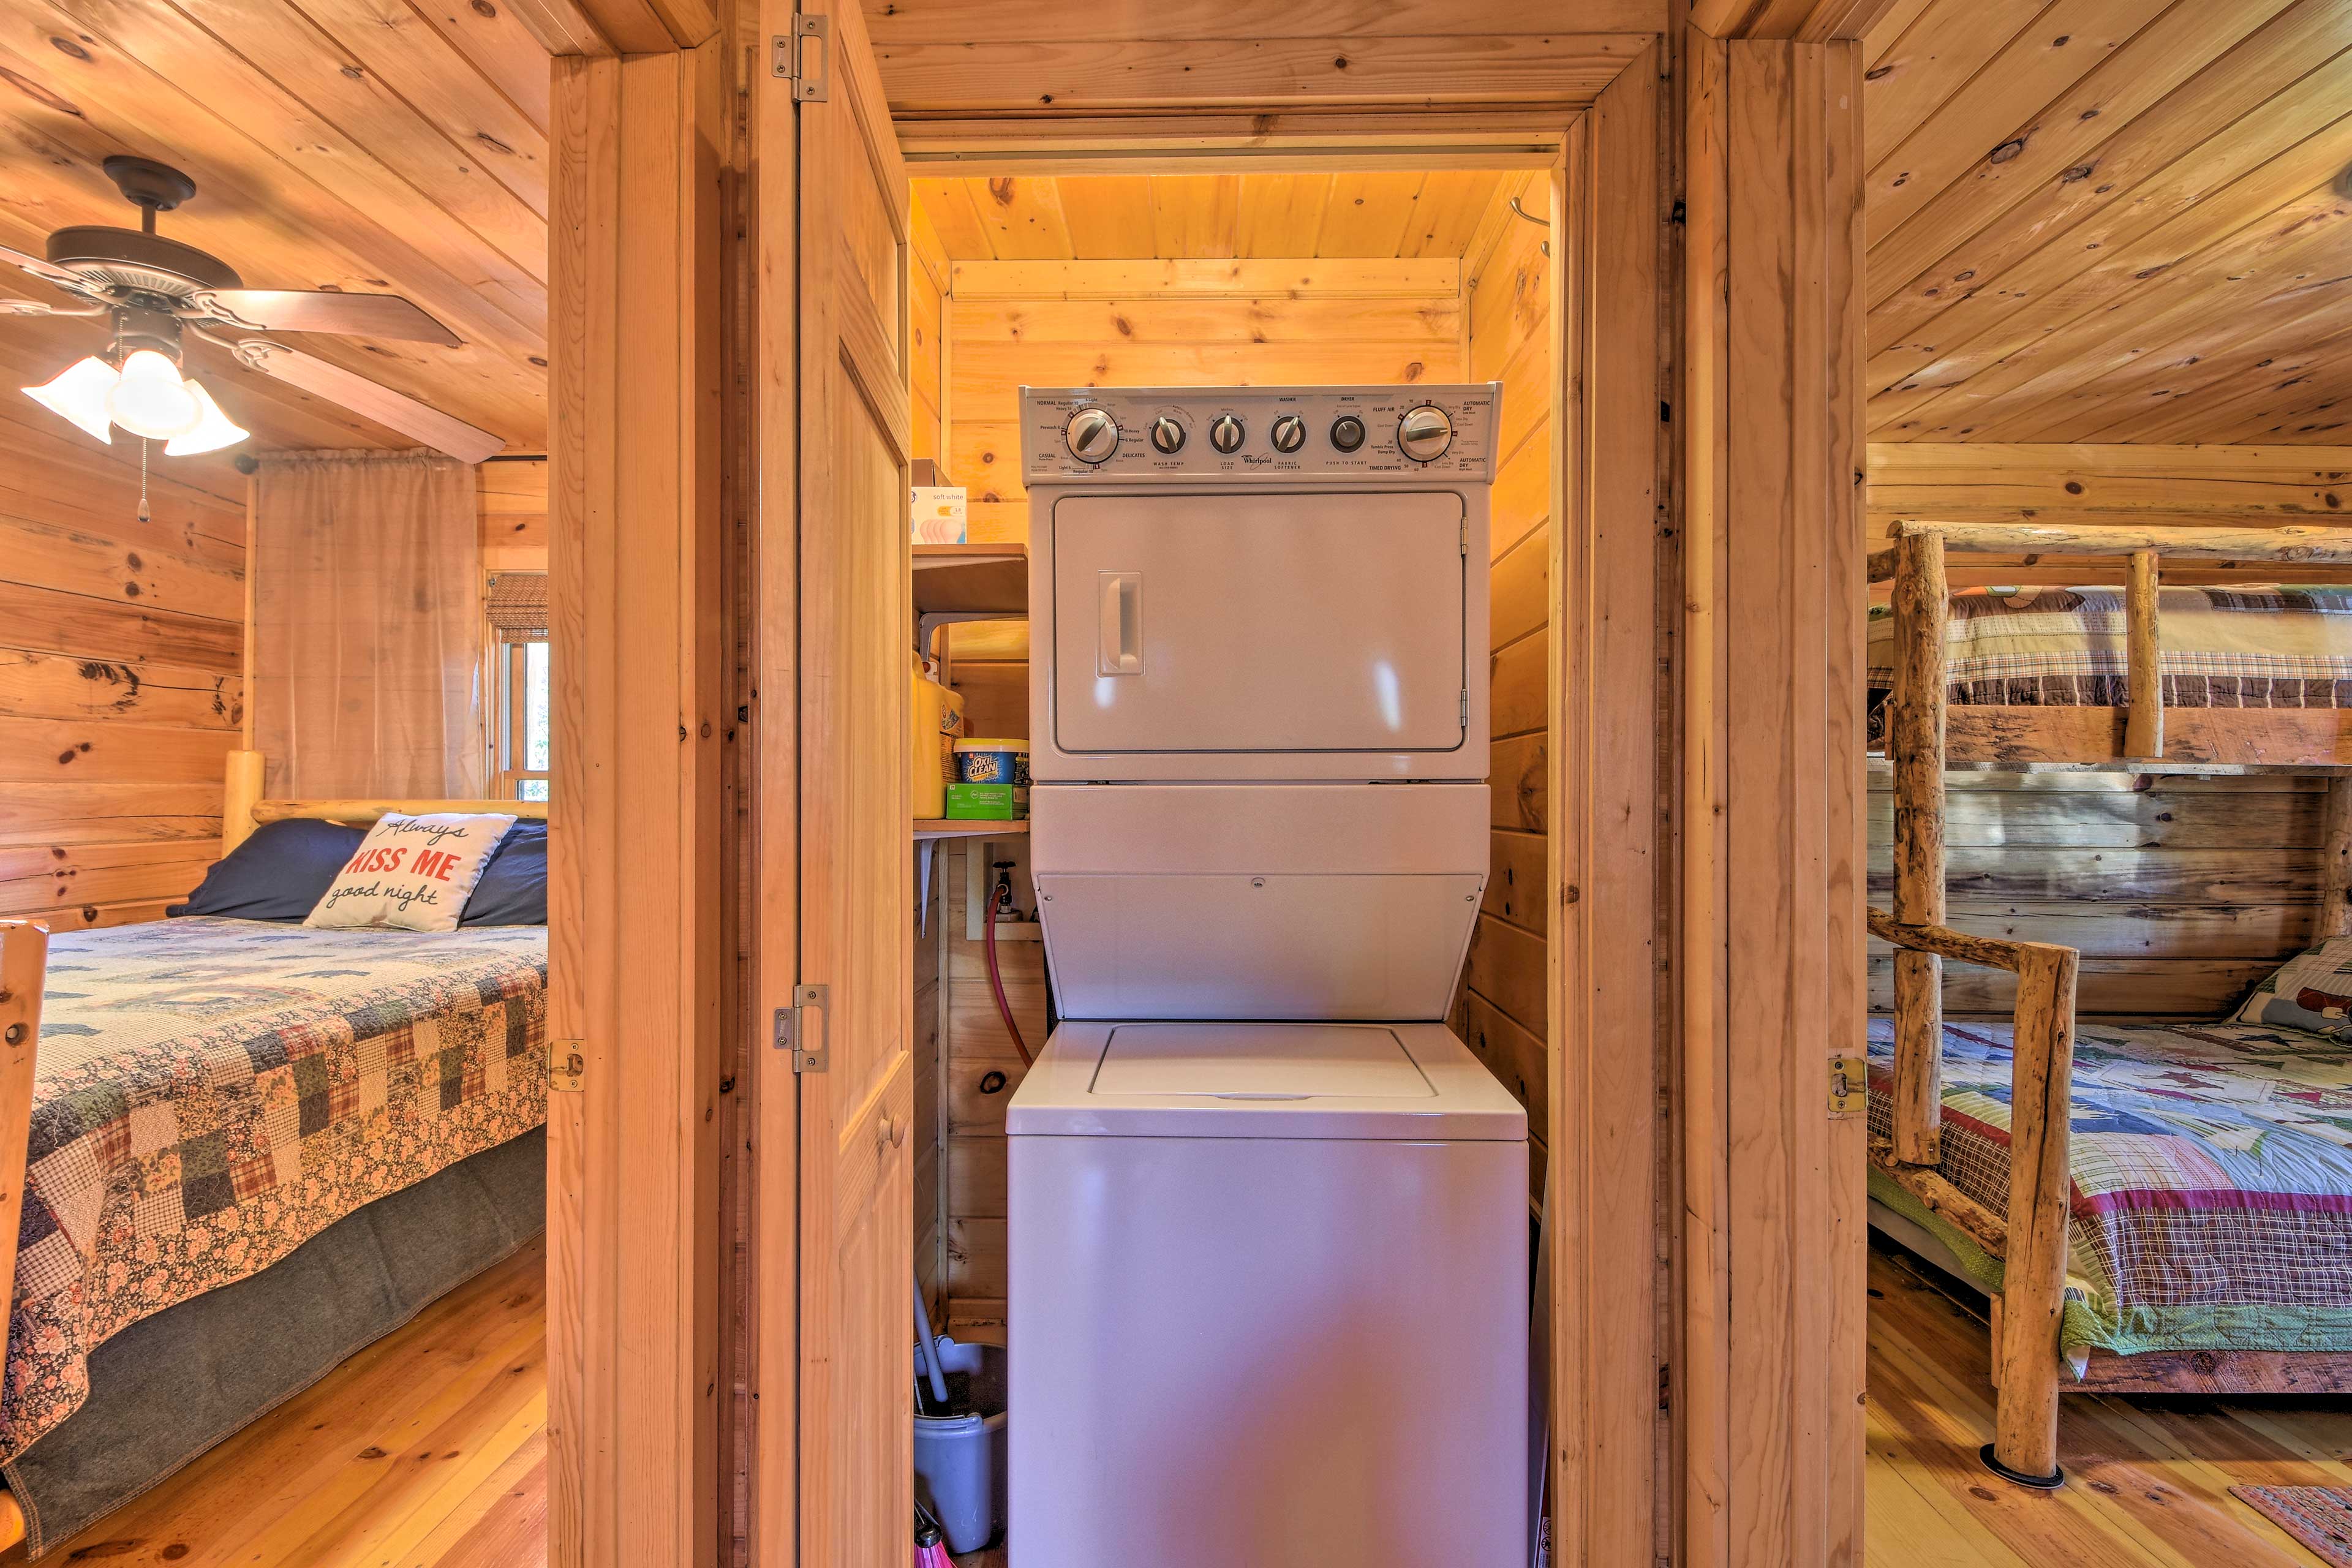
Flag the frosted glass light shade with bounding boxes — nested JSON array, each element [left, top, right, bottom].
[[22, 355, 119, 443], [165, 380, 249, 456], [105, 349, 202, 439]]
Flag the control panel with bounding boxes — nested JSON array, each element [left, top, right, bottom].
[[1021, 384, 1501, 483]]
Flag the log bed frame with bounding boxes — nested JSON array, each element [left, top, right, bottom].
[[1871, 519, 2352, 1489], [0, 751, 547, 1553]]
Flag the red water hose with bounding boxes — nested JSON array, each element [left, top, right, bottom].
[[983, 876, 1031, 1065]]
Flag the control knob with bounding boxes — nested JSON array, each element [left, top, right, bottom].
[[1065, 406, 1120, 464], [1396, 405, 1454, 463], [1329, 415, 1366, 453], [1149, 415, 1186, 454], [1208, 413, 1246, 454], [1270, 413, 1306, 453]]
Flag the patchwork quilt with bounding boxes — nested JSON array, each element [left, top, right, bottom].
[[1, 917, 547, 1464], [1865, 1015, 2352, 1367], [1864, 585, 2352, 742]]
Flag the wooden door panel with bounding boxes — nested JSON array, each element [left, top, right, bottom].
[[794, 0, 915, 1562]]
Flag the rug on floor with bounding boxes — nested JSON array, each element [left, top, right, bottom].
[[2232, 1485, 2352, 1567]]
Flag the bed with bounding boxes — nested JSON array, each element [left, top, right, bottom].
[[0, 752, 551, 1556], [1866, 519, 2352, 1488]]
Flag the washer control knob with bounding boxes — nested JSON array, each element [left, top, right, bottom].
[[1270, 413, 1307, 453], [1329, 414, 1367, 453], [1396, 405, 1454, 463], [1065, 406, 1120, 464], [1149, 415, 1186, 454], [1209, 413, 1246, 454]]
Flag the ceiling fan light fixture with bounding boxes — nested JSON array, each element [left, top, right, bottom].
[[105, 348, 202, 439], [22, 354, 120, 443], [164, 379, 247, 456]]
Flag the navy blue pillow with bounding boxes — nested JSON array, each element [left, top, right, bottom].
[[461, 821, 547, 926], [170, 818, 366, 921]]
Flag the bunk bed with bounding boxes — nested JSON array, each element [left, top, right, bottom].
[[1866, 520, 2352, 1490], [0, 754, 551, 1558]]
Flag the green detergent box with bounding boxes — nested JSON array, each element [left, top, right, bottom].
[[943, 782, 1024, 820]]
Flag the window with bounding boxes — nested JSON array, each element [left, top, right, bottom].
[[485, 572, 550, 802]]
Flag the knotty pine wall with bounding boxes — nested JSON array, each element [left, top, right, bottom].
[[0, 405, 244, 928], [1863, 442, 2352, 1019], [479, 458, 549, 571], [916, 234, 1472, 1311], [1451, 172, 1551, 1203]]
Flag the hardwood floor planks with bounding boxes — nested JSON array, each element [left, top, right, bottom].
[[1864, 1242, 2352, 1568]]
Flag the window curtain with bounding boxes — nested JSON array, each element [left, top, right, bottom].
[[252, 450, 483, 798]]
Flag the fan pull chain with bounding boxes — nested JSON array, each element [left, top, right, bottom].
[[138, 437, 151, 524]]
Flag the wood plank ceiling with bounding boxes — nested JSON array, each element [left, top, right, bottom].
[[1863, 0, 2352, 445], [912, 173, 1515, 261], [0, 0, 551, 454]]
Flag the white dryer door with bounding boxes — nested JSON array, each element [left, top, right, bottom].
[[1048, 490, 1467, 755]]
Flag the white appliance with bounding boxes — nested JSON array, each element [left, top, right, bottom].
[[1007, 386, 1528, 1567]]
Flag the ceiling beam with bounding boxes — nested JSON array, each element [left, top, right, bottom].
[[1691, 0, 1906, 40], [504, 0, 717, 56]]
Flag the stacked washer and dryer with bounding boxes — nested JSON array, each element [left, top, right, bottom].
[[1006, 384, 1528, 1566]]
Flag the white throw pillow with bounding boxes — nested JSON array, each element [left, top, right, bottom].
[[305, 812, 519, 933]]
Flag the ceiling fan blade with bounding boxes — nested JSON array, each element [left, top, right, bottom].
[[190, 287, 462, 347], [0, 298, 106, 318], [0, 243, 92, 294], [226, 338, 503, 463]]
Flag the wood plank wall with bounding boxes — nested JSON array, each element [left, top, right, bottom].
[[1452, 172, 1552, 1203], [0, 406, 244, 929], [911, 204, 950, 1308], [1865, 770, 2326, 1019], [918, 240, 1469, 1316], [480, 458, 552, 571]]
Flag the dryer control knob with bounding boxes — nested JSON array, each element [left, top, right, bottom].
[[1149, 415, 1186, 454], [1209, 413, 1246, 454], [1065, 406, 1120, 464], [1397, 405, 1453, 463], [1329, 414, 1367, 453], [1270, 413, 1307, 453]]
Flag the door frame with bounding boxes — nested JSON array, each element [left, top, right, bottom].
[[744, 38, 1675, 1568]]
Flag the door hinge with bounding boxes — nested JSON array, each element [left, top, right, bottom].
[[772, 15, 829, 100], [548, 1040, 584, 1093], [1828, 1054, 1866, 1117], [776, 983, 831, 1072]]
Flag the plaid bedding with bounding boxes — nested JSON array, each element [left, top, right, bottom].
[[1, 917, 546, 1464], [1866, 1016, 2352, 1368], [1864, 585, 2352, 741]]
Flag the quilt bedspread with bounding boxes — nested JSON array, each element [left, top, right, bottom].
[[1864, 585, 2352, 742], [1, 917, 547, 1463], [1864, 1015, 2352, 1365]]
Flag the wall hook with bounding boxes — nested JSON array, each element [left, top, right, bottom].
[[1508, 194, 1551, 257]]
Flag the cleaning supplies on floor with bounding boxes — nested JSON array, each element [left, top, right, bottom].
[[912, 1335, 1008, 1556]]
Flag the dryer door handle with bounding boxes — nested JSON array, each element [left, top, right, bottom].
[[1098, 571, 1143, 676]]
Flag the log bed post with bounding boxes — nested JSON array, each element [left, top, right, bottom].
[[223, 750, 265, 856], [1865, 909, 2078, 1489], [1890, 532, 1948, 1163], [1990, 943, 2078, 1488], [2124, 550, 2163, 762], [0, 919, 47, 1554], [2322, 775, 2352, 941]]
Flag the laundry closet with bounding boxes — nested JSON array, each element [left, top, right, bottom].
[[899, 170, 1559, 1561]]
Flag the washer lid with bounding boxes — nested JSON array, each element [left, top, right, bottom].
[[1093, 1023, 1436, 1099], [1008, 1020, 1526, 1141]]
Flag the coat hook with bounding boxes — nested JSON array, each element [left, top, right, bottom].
[[1507, 194, 1551, 258]]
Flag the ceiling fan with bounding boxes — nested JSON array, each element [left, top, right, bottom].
[[2, 156, 503, 463]]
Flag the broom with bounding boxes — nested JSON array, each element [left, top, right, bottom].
[[914, 1499, 953, 1568]]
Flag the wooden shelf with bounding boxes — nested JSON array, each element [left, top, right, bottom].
[[913, 543, 1027, 619], [913, 818, 1030, 842]]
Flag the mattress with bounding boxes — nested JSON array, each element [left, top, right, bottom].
[[1864, 584, 2352, 741], [1864, 1014, 2352, 1367], [1, 916, 547, 1467]]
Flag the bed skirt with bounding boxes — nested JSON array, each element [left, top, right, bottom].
[[4, 1126, 545, 1558]]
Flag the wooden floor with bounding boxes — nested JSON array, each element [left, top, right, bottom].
[[20, 1231, 2348, 1566], [9, 1237, 546, 1568], [1868, 1240, 2352, 1567]]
